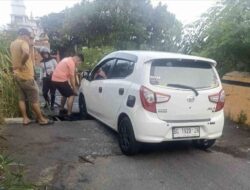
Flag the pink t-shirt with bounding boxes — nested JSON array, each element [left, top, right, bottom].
[[52, 57, 75, 82]]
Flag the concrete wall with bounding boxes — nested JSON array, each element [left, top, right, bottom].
[[222, 71, 250, 125]]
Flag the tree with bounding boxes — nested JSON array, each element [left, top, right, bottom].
[[181, 0, 250, 75], [40, 0, 182, 56]]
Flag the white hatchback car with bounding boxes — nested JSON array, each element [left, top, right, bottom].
[[79, 51, 224, 155]]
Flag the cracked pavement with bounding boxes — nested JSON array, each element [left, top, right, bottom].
[[0, 119, 250, 190]]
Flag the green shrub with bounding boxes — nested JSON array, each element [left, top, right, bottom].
[[79, 46, 115, 71], [236, 110, 248, 125]]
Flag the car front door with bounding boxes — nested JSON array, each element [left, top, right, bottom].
[[86, 59, 116, 121], [102, 59, 135, 129]]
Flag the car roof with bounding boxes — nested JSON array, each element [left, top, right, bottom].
[[107, 50, 217, 66]]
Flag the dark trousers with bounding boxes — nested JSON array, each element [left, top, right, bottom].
[[42, 77, 56, 107]]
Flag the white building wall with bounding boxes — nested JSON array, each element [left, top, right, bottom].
[[11, 0, 26, 16]]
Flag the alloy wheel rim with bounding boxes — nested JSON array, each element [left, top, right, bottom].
[[203, 140, 209, 146]]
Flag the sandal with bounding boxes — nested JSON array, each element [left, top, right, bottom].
[[39, 120, 54, 126]]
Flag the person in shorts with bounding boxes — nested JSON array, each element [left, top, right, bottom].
[[10, 28, 53, 125], [52, 54, 84, 120]]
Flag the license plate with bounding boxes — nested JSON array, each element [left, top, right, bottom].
[[172, 127, 200, 139]]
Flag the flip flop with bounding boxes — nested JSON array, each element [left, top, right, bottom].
[[39, 120, 54, 126], [23, 120, 35, 126]]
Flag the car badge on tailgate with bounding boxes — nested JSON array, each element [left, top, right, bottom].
[[187, 96, 195, 103]]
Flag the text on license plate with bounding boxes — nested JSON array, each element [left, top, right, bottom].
[[172, 127, 200, 139]]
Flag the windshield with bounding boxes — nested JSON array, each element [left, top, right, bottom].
[[150, 59, 219, 89]]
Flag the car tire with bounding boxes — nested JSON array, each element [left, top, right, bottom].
[[192, 139, 216, 150], [79, 93, 88, 119], [118, 117, 140, 156]]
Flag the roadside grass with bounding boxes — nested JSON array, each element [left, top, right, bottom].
[[0, 43, 20, 124], [0, 113, 4, 125], [226, 110, 250, 129], [236, 110, 248, 125], [0, 154, 35, 190]]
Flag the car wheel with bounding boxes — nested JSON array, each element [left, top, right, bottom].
[[118, 117, 140, 155], [79, 93, 88, 119], [192, 139, 216, 150]]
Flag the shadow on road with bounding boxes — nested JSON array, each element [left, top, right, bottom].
[[94, 120, 200, 156]]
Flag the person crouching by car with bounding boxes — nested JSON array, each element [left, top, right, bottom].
[[52, 53, 84, 121], [40, 47, 57, 110]]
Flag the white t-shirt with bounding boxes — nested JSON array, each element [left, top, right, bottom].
[[40, 59, 57, 79]]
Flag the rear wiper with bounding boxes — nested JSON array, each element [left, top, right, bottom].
[[167, 84, 199, 96]]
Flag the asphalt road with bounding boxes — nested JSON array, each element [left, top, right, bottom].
[[1, 120, 250, 190]]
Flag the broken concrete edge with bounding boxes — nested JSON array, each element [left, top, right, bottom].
[[4, 117, 23, 124]]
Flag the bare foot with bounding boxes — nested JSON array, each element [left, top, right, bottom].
[[23, 118, 32, 126]]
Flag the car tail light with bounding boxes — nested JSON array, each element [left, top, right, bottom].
[[140, 86, 170, 113], [209, 90, 225, 112], [156, 93, 171, 103]]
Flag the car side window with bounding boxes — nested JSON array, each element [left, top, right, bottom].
[[91, 59, 116, 80], [110, 59, 135, 79]]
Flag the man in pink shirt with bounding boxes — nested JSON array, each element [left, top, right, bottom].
[[52, 54, 84, 120]]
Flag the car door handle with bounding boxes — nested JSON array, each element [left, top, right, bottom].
[[119, 88, 124, 95], [99, 87, 102, 93]]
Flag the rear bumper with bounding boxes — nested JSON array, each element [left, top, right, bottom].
[[131, 109, 224, 143]]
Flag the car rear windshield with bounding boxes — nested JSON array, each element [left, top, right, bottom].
[[150, 59, 219, 89]]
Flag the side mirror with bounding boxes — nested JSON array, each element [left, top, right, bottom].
[[82, 70, 90, 80]]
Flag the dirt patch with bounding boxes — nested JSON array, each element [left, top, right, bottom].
[[213, 119, 250, 160]]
